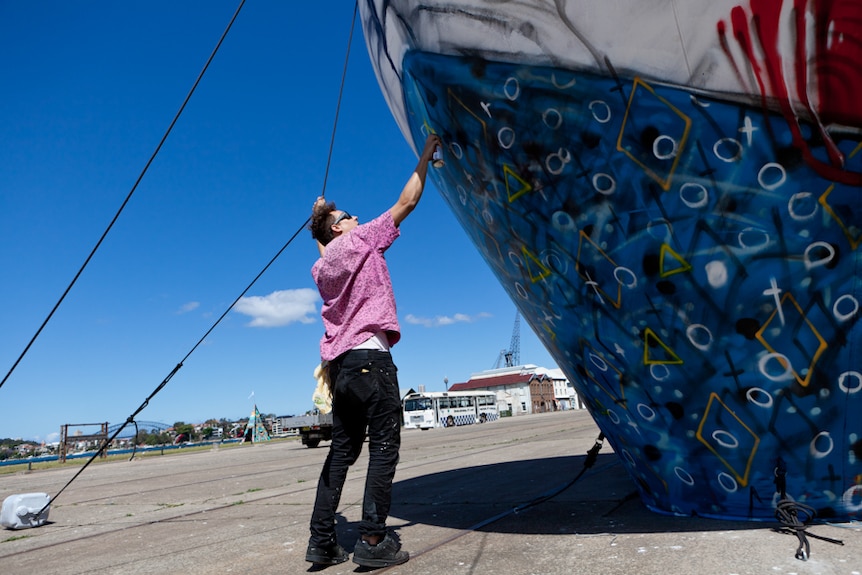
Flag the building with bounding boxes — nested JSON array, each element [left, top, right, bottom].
[[541, 367, 585, 411], [447, 365, 581, 416]]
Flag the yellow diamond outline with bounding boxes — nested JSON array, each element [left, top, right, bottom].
[[819, 142, 862, 250], [575, 230, 623, 309], [541, 322, 557, 342], [754, 292, 827, 388], [696, 392, 760, 487], [447, 88, 488, 141], [616, 77, 692, 191], [580, 338, 626, 407]]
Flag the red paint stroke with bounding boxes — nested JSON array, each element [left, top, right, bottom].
[[719, 0, 862, 186]]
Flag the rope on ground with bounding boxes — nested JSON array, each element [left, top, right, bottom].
[[0, 0, 249, 393], [773, 457, 844, 561], [37, 2, 360, 516]]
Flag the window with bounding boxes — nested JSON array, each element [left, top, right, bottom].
[[404, 398, 432, 411]]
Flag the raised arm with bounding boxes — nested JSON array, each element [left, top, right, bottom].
[[389, 134, 441, 227], [311, 196, 330, 256]]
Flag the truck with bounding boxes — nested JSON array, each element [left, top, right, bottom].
[[277, 411, 333, 448]]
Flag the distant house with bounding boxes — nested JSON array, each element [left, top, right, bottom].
[[539, 367, 585, 411], [447, 364, 582, 415]]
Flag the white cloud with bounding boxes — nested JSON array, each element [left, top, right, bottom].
[[233, 289, 320, 327], [177, 301, 200, 314], [404, 312, 492, 328]]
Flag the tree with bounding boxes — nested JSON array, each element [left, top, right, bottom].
[[173, 422, 195, 438]]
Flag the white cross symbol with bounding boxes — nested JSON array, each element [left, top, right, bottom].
[[763, 277, 785, 326], [739, 116, 759, 147]]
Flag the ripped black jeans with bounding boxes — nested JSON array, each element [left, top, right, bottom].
[[309, 349, 402, 547]]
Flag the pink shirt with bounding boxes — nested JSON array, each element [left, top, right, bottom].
[[312, 211, 401, 360]]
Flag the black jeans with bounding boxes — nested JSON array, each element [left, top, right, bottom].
[[309, 349, 402, 547]]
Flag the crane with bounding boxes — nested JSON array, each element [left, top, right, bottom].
[[494, 311, 521, 368]]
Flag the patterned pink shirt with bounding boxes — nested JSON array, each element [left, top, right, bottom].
[[312, 211, 401, 361]]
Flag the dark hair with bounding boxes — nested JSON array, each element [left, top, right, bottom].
[[309, 199, 338, 245]]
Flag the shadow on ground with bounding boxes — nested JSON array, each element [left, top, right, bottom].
[[390, 454, 774, 536]]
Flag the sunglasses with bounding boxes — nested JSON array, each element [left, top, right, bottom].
[[332, 211, 354, 226]]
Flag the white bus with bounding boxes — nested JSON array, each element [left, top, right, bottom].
[[403, 391, 499, 429]]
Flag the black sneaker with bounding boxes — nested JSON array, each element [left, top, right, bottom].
[[352, 534, 409, 568], [305, 542, 348, 565]]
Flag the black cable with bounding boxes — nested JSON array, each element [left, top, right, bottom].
[[513, 432, 605, 514], [0, 0, 248, 393], [37, 2, 360, 516], [129, 420, 139, 462], [40, 218, 309, 514], [775, 498, 815, 560], [461, 431, 606, 536], [319, 0, 358, 199], [773, 457, 844, 561]]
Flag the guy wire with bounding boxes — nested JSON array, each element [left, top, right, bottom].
[[0, 0, 249, 392], [39, 0, 359, 513]]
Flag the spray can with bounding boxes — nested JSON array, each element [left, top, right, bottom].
[[432, 146, 444, 168]]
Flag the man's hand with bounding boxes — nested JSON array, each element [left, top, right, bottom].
[[421, 134, 442, 163], [312, 196, 329, 256], [390, 133, 444, 227]]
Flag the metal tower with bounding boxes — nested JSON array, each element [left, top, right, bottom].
[[494, 311, 521, 368], [509, 311, 521, 366]]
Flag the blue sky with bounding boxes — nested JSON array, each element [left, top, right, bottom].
[[0, 1, 557, 443]]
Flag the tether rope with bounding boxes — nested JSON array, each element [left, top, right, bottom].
[[319, 0, 359, 199], [37, 2, 359, 514], [0, 0, 248, 393], [395, 432, 609, 568], [773, 457, 844, 560]]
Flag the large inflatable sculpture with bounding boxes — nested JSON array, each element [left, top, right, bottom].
[[358, 0, 862, 521]]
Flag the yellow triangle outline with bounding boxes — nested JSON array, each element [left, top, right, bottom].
[[643, 327, 683, 365], [504, 164, 533, 202], [660, 244, 692, 277], [522, 245, 551, 282]]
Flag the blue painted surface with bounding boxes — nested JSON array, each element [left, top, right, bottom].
[[403, 51, 862, 521]]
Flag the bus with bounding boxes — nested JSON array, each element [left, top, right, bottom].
[[403, 391, 499, 429]]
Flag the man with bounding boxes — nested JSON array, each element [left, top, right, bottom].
[[305, 134, 441, 568]]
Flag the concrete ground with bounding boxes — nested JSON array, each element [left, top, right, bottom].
[[1, 410, 859, 575]]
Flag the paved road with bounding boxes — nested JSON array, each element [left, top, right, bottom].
[[1, 410, 859, 574]]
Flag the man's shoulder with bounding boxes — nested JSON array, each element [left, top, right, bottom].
[[356, 211, 398, 242]]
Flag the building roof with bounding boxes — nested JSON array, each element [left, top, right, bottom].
[[448, 367, 556, 392]]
